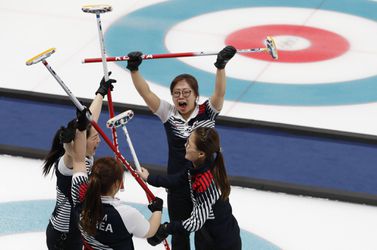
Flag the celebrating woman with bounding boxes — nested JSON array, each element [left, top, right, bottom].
[[138, 127, 242, 250], [127, 46, 236, 249]]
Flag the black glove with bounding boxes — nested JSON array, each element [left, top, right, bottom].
[[59, 119, 77, 144], [147, 223, 169, 246], [214, 45, 237, 69], [148, 197, 163, 212], [76, 107, 91, 131], [126, 51, 143, 72], [95, 71, 117, 97]]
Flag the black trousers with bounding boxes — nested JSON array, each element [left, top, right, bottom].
[[46, 221, 82, 250], [168, 192, 208, 250], [194, 226, 242, 250], [168, 192, 191, 250]]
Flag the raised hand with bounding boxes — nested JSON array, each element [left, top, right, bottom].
[[137, 167, 150, 181], [214, 45, 237, 69], [148, 197, 163, 213], [126, 51, 143, 72], [76, 106, 91, 131], [96, 71, 117, 97]]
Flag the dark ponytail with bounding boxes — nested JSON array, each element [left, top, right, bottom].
[[193, 127, 230, 200], [42, 118, 88, 176], [42, 127, 65, 176], [80, 157, 124, 236], [212, 151, 230, 200], [80, 173, 103, 235]]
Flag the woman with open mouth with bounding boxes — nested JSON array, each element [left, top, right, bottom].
[[42, 74, 116, 250], [126, 46, 236, 250]]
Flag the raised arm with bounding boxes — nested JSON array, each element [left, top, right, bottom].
[[61, 127, 86, 179], [144, 197, 163, 238], [210, 46, 236, 111], [68, 108, 91, 208], [127, 51, 161, 113], [90, 72, 117, 122], [61, 119, 78, 169], [122, 197, 163, 239], [61, 106, 93, 169], [70, 129, 87, 174], [71, 108, 90, 174]]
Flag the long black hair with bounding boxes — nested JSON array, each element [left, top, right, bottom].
[[80, 157, 124, 235], [42, 119, 91, 176], [193, 127, 230, 200]]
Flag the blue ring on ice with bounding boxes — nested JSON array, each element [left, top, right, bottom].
[[0, 200, 280, 250], [105, 0, 377, 106]]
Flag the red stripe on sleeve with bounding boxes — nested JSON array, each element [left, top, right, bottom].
[[192, 171, 214, 193], [79, 183, 88, 202]]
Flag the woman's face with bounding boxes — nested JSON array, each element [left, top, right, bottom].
[[171, 80, 197, 117], [185, 132, 204, 165], [86, 127, 101, 157]]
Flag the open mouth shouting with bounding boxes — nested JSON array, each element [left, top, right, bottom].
[[178, 100, 188, 112], [178, 101, 187, 108]]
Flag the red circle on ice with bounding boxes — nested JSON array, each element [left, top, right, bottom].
[[225, 24, 350, 63]]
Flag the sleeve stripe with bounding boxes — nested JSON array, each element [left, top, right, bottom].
[[182, 181, 220, 232], [71, 174, 88, 207]]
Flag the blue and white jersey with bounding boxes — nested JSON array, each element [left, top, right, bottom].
[[148, 164, 241, 249], [71, 172, 150, 250], [184, 167, 241, 248], [49, 156, 93, 233], [154, 99, 219, 176]]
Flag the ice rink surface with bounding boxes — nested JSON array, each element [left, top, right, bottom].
[[2, 0, 377, 134], [1, 155, 377, 250], [2, 0, 377, 249]]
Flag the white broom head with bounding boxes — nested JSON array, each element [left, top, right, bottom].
[[107, 110, 134, 128]]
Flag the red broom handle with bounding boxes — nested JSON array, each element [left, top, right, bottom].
[[91, 121, 155, 199], [83, 51, 220, 63]]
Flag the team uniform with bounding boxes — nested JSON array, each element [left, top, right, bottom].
[[154, 99, 219, 249], [46, 156, 93, 250], [71, 172, 150, 250], [147, 161, 242, 250]]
